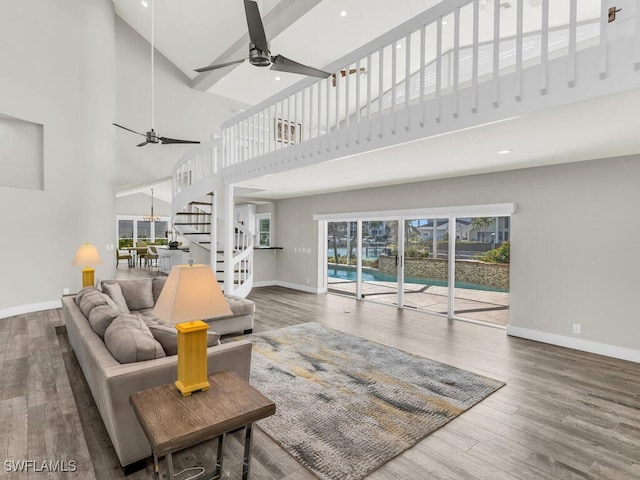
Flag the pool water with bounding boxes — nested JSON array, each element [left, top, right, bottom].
[[327, 264, 508, 293]]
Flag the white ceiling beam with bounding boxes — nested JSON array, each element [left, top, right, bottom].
[[191, 0, 322, 92]]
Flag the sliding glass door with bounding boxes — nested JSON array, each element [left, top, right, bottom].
[[321, 206, 512, 328], [453, 216, 510, 326], [401, 218, 449, 315], [360, 220, 398, 306], [327, 221, 358, 298]]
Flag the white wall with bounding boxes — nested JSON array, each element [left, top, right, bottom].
[[114, 17, 248, 187], [273, 156, 640, 358], [0, 0, 117, 315], [116, 193, 171, 217]]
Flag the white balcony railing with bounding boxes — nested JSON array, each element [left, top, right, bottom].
[[216, 0, 638, 184]]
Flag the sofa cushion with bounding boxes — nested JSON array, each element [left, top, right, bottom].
[[218, 295, 255, 318], [103, 279, 154, 311], [102, 282, 130, 314], [75, 288, 119, 318], [152, 276, 167, 304], [146, 323, 221, 356], [104, 313, 165, 364], [88, 305, 121, 339]]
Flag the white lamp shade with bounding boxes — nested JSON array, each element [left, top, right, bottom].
[[72, 243, 103, 267], [152, 264, 232, 324]]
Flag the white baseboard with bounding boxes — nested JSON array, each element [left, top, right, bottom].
[[507, 325, 640, 364], [0, 300, 62, 320], [253, 280, 277, 288]]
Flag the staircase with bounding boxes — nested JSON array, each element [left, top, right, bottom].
[[171, 0, 640, 298], [171, 178, 254, 297]]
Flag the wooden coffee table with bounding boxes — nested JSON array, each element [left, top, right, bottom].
[[130, 370, 276, 480]]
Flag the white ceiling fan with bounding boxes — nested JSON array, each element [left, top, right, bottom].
[[113, 0, 199, 147]]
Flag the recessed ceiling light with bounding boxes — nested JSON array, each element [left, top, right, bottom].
[[396, 43, 402, 49], [442, 20, 448, 25], [497, 149, 513, 155], [340, 10, 347, 17], [141, 0, 148, 7], [275, 76, 281, 81]]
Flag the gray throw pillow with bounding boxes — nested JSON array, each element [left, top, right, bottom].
[[147, 323, 221, 356], [152, 276, 167, 304], [104, 314, 166, 364], [88, 305, 121, 339], [76, 288, 120, 318], [115, 279, 154, 311], [102, 282, 130, 314]]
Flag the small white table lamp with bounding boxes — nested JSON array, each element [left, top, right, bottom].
[[153, 261, 232, 396], [72, 243, 102, 288]]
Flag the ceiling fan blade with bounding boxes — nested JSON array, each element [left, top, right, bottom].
[[244, 0, 270, 54], [113, 123, 145, 137], [137, 141, 149, 147], [194, 58, 246, 73], [159, 136, 200, 145], [270, 55, 331, 78]]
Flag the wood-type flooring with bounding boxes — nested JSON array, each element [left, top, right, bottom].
[[0, 284, 639, 479]]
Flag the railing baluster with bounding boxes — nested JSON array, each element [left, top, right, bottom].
[[492, 0, 500, 107], [516, 0, 523, 101], [391, 40, 397, 134], [419, 24, 426, 127], [540, 0, 549, 94], [345, 61, 351, 146], [335, 65, 340, 139], [378, 46, 384, 138], [453, 8, 460, 118], [367, 53, 372, 140], [599, 0, 608, 79], [436, 17, 442, 123], [287, 95, 292, 159], [293, 91, 298, 149], [404, 33, 411, 131], [636, 1, 640, 70], [472, 0, 479, 113], [355, 58, 362, 143], [568, 0, 577, 87], [325, 77, 330, 152]]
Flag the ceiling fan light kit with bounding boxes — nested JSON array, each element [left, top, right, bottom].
[[113, 0, 199, 147], [195, 0, 331, 79]]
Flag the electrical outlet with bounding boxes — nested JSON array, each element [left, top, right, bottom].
[[572, 323, 581, 334], [63, 288, 70, 295]]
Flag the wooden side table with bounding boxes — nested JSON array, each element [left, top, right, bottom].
[[130, 370, 276, 480]]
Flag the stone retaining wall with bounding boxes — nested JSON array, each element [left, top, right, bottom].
[[378, 255, 509, 290]]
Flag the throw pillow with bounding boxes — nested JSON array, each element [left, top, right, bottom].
[[114, 279, 154, 311], [151, 276, 167, 304], [76, 288, 120, 318], [104, 313, 165, 364], [102, 282, 130, 314], [88, 305, 121, 339], [146, 323, 221, 356]]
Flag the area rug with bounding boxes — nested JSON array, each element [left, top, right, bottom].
[[249, 322, 505, 480]]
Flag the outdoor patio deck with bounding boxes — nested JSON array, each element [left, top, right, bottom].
[[328, 279, 509, 327]]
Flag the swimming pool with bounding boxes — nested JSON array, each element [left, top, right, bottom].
[[327, 264, 508, 293]]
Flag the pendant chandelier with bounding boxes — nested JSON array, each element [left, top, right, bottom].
[[143, 188, 161, 222]]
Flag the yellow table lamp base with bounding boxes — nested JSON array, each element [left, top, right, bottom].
[[175, 320, 210, 396], [82, 267, 96, 288]]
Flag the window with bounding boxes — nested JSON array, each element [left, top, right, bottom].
[[256, 214, 272, 247], [116, 216, 171, 247], [118, 220, 134, 248]]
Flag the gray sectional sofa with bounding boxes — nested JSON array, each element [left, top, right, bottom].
[[61, 277, 255, 470]]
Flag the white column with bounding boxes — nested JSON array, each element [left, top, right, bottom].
[[222, 184, 235, 295]]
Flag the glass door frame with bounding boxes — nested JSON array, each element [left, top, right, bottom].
[[316, 203, 515, 321]]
